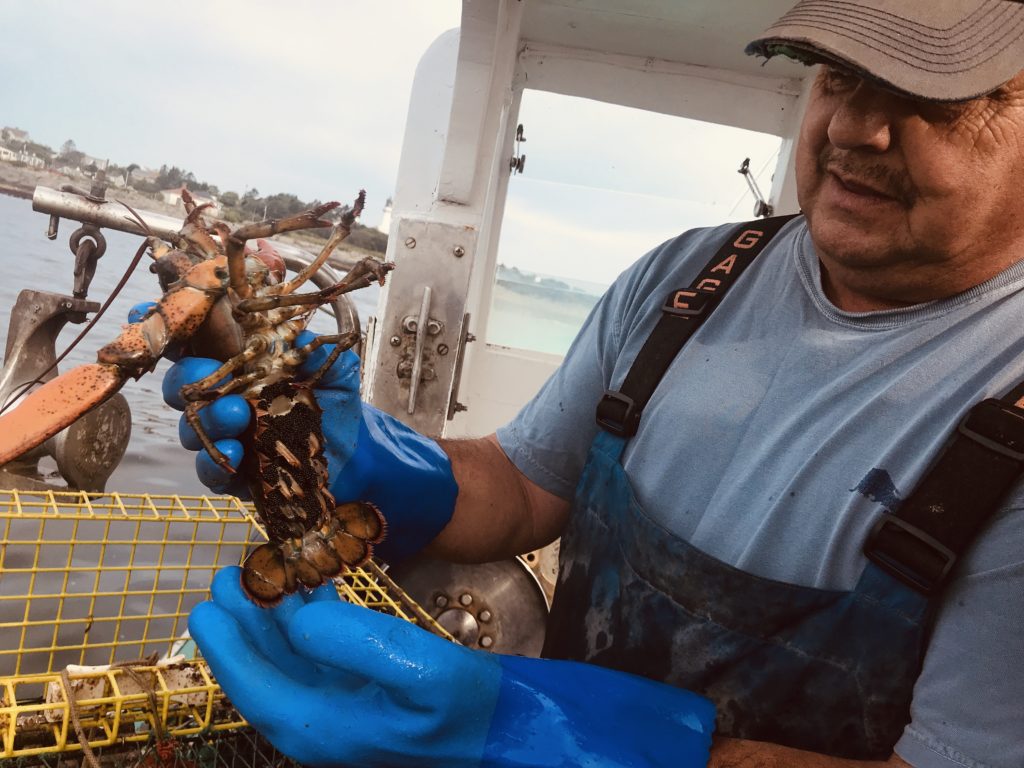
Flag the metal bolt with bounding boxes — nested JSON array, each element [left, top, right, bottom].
[[389, 335, 401, 347], [453, 245, 465, 258], [435, 594, 448, 608], [453, 402, 468, 414], [479, 636, 493, 648], [459, 593, 473, 606], [405, 237, 417, 249], [437, 344, 449, 356], [479, 610, 492, 623], [465, 333, 477, 343]]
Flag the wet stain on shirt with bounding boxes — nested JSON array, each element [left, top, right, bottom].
[[852, 468, 901, 512]]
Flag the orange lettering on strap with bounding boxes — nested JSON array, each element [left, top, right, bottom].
[[695, 278, 721, 292], [672, 290, 699, 309], [711, 254, 737, 274], [733, 229, 764, 249]]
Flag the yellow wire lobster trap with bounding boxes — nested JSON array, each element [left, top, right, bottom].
[[0, 489, 447, 766]]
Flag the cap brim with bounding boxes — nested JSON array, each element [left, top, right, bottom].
[[747, 1, 1024, 102]]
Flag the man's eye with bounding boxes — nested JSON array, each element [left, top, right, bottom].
[[821, 67, 858, 93]]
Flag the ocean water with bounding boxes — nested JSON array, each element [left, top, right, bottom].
[[487, 280, 600, 356], [0, 193, 379, 495]]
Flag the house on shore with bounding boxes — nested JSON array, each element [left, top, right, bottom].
[[159, 185, 219, 214], [1, 127, 29, 145]]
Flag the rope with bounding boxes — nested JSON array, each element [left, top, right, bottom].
[[60, 667, 102, 768], [60, 653, 162, 768]]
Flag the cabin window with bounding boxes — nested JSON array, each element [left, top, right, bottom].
[[487, 89, 782, 357]]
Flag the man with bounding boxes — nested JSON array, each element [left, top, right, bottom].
[[181, 1, 1024, 765]]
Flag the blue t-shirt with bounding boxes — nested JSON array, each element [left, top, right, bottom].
[[497, 218, 1024, 768]]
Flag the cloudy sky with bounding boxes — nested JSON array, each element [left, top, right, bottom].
[[2, 1, 462, 227], [2, 1, 782, 287]]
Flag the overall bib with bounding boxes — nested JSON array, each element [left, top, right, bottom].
[[542, 429, 930, 758]]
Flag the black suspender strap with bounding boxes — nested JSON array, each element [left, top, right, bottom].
[[595, 214, 799, 438], [864, 395, 1024, 595]]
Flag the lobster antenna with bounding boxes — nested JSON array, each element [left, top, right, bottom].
[[119, 200, 153, 237], [0, 237, 152, 415]]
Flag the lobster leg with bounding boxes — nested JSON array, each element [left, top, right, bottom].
[[181, 372, 264, 469], [274, 192, 366, 297], [225, 203, 341, 300], [236, 259, 395, 315], [178, 195, 223, 259], [288, 332, 361, 387], [178, 345, 264, 403]]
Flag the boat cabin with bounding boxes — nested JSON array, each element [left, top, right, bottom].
[[365, 0, 810, 439]]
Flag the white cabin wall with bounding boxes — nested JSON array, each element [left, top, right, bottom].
[[387, 31, 460, 220], [769, 73, 816, 215], [364, 0, 527, 436], [517, 44, 803, 139]]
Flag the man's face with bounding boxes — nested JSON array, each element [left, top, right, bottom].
[[795, 65, 1024, 309]]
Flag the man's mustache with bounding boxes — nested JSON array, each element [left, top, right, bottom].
[[818, 146, 916, 206]]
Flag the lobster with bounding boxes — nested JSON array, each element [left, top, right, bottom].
[[0, 190, 392, 605]]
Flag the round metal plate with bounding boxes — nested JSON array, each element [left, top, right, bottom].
[[388, 554, 550, 656]]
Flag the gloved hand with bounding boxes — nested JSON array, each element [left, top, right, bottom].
[[190, 566, 716, 768], [163, 330, 458, 563]]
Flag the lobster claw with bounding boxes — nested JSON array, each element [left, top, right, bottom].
[[0, 363, 127, 466]]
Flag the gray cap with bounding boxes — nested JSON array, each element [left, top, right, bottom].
[[747, 0, 1024, 101]]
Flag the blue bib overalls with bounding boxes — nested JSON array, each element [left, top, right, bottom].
[[542, 429, 931, 758]]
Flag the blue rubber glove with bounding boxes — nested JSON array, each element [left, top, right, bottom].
[[165, 331, 458, 563], [190, 566, 716, 768]]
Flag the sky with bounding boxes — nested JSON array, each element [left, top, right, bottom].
[[1, 1, 462, 228], [499, 89, 782, 286], [1, 0, 783, 286]]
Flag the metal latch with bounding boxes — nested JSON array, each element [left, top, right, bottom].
[[397, 286, 445, 414]]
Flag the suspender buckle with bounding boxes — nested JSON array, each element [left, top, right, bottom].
[[864, 514, 956, 595], [663, 290, 712, 317], [596, 390, 641, 437], [957, 398, 1024, 463]]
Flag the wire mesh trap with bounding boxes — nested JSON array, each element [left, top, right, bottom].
[[0, 489, 449, 766]]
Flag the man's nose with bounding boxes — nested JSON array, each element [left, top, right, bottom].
[[827, 82, 896, 153]]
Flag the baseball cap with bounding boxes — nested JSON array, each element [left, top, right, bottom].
[[746, 0, 1024, 101]]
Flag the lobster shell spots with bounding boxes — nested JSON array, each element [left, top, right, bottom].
[[291, 553, 325, 590], [335, 501, 386, 544], [330, 530, 371, 567], [240, 542, 291, 607], [300, 529, 342, 575]]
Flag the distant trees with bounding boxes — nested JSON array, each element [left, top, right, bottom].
[[56, 139, 85, 167], [25, 142, 53, 163]]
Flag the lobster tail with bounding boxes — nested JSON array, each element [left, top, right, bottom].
[[239, 500, 385, 607]]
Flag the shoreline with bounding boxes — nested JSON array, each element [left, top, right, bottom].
[[0, 185, 33, 200], [0, 166, 378, 266]]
